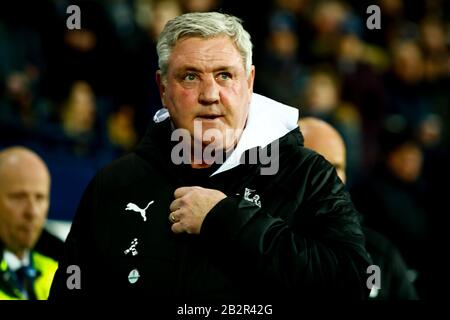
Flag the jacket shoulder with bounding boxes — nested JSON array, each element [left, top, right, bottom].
[[94, 152, 152, 191]]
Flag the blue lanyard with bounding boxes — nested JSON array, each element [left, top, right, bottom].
[[9, 254, 38, 299]]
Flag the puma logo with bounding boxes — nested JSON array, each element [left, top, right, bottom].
[[125, 201, 154, 221]]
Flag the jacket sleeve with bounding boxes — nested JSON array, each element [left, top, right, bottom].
[[200, 155, 372, 299]]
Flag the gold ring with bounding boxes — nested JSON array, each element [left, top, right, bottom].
[[170, 214, 176, 223]]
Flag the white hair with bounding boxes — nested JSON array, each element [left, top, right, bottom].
[[156, 12, 253, 78]]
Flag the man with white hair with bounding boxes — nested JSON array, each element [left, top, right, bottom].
[[50, 12, 371, 301]]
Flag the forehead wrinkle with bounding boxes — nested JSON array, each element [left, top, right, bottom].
[[170, 37, 243, 73], [175, 54, 241, 71]]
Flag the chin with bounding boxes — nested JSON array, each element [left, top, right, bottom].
[[200, 121, 225, 132], [21, 237, 39, 249], [201, 139, 225, 150]]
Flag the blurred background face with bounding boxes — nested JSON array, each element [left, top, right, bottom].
[[62, 81, 96, 136], [312, 1, 346, 35], [269, 30, 298, 57], [421, 20, 446, 53], [157, 36, 254, 152], [0, 152, 50, 258], [393, 42, 424, 84], [379, 0, 403, 16], [387, 142, 423, 183], [267, 12, 299, 57], [300, 118, 347, 183], [275, 0, 309, 13], [305, 73, 339, 113], [181, 0, 219, 12], [338, 34, 363, 61], [149, 0, 182, 40]]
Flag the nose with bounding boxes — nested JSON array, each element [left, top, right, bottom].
[[199, 75, 220, 105], [23, 196, 41, 221]]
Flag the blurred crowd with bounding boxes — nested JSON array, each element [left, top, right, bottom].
[[1, 0, 449, 299]]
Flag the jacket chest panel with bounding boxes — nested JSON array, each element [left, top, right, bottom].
[[103, 179, 177, 259], [93, 178, 182, 294]]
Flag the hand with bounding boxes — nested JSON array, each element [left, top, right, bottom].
[[169, 186, 226, 234]]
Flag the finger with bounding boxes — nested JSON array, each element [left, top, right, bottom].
[[169, 198, 182, 212], [174, 186, 196, 198], [169, 212, 176, 223], [170, 208, 185, 222], [171, 221, 184, 234]]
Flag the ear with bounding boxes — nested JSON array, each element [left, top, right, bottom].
[[156, 71, 167, 106], [247, 65, 255, 92]]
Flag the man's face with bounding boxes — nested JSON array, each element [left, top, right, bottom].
[[157, 36, 255, 152], [387, 143, 423, 183], [0, 161, 50, 257], [305, 134, 346, 183], [300, 119, 347, 183]]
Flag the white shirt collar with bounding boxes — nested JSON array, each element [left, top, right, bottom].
[[212, 93, 299, 176], [152, 92, 299, 175], [3, 250, 30, 272]]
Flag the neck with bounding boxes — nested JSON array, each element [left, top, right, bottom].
[[190, 142, 237, 169], [191, 163, 212, 169], [13, 250, 26, 260], [190, 148, 214, 168]]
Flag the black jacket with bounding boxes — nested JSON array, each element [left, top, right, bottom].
[[50, 117, 371, 301], [363, 227, 418, 300]]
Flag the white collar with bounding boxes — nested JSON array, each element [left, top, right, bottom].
[[211, 93, 299, 176], [152, 92, 299, 175], [3, 249, 30, 272]]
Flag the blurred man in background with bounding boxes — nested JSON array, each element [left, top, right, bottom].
[[299, 117, 418, 299], [0, 146, 58, 300]]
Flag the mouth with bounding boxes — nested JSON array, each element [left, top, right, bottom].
[[196, 114, 224, 121], [19, 225, 35, 234]]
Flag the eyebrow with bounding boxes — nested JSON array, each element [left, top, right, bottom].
[[180, 65, 237, 73]]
